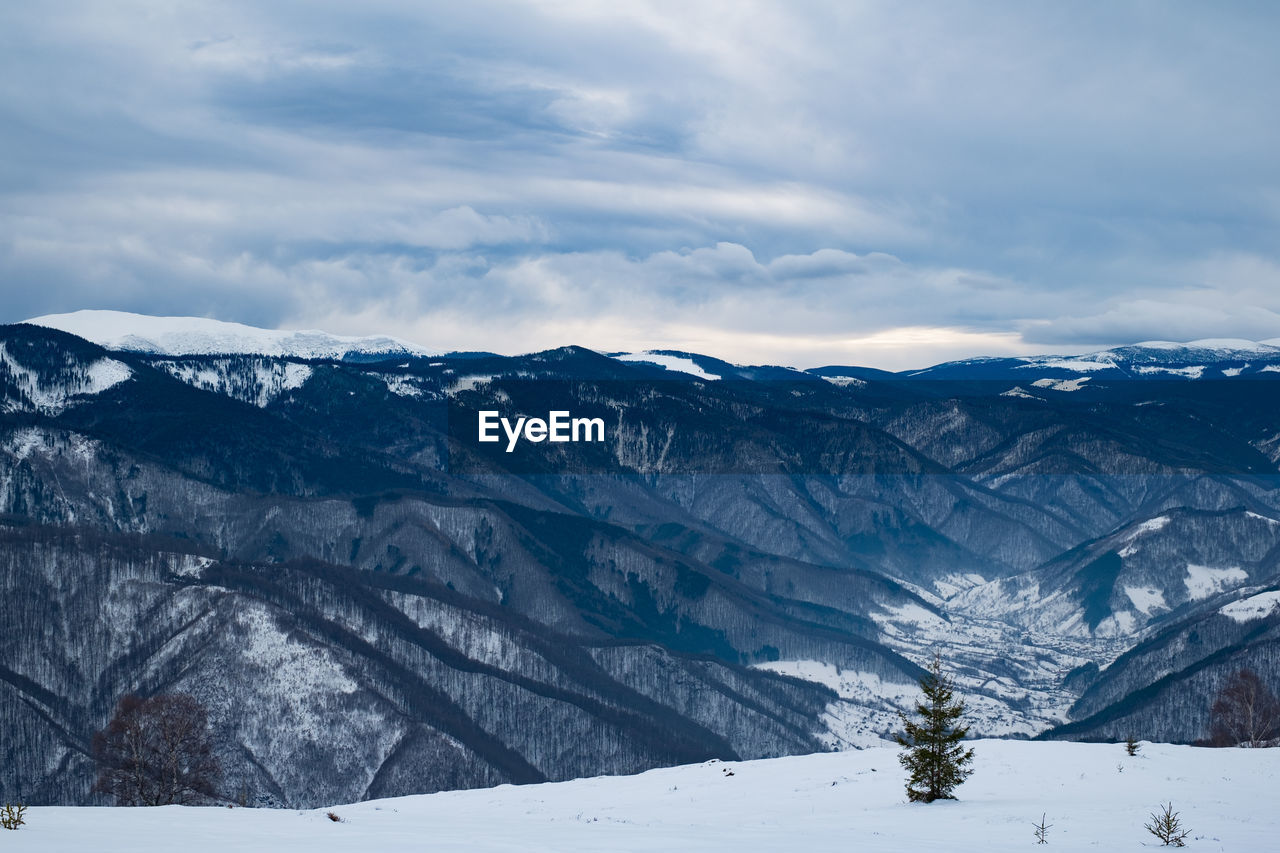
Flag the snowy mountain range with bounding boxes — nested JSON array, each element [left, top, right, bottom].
[[899, 340, 1280, 382], [29, 309, 1280, 379], [4, 312, 1280, 808]]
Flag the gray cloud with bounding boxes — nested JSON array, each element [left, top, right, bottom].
[[2, 1, 1279, 368]]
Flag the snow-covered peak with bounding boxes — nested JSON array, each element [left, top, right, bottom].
[[1135, 338, 1278, 353], [24, 310, 438, 361]]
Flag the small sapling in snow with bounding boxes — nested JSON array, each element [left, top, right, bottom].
[[1032, 812, 1051, 844], [0, 803, 26, 830], [1145, 801, 1191, 847]]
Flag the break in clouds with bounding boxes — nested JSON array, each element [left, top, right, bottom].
[[2, 1, 1279, 368]]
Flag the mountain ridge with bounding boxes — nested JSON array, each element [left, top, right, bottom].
[[22, 310, 1280, 379]]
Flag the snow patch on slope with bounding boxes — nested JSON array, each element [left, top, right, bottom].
[[155, 359, 312, 407], [88, 359, 133, 390], [1116, 515, 1170, 557], [752, 661, 917, 748], [1017, 357, 1116, 372], [170, 555, 215, 579], [447, 374, 496, 395], [819, 375, 867, 388], [614, 352, 721, 381], [389, 592, 551, 673], [1123, 586, 1167, 616], [1, 427, 45, 461], [1131, 516, 1171, 535], [999, 386, 1038, 400], [871, 602, 949, 636], [1030, 376, 1091, 391], [1135, 364, 1206, 378], [0, 343, 132, 414], [931, 573, 987, 600], [1219, 590, 1280, 623], [1095, 610, 1136, 636], [382, 375, 427, 398], [238, 605, 359, 741], [1, 427, 106, 471], [1185, 564, 1248, 600]]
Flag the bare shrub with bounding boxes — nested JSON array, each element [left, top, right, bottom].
[[0, 803, 26, 830], [1207, 669, 1280, 748], [92, 693, 220, 806]]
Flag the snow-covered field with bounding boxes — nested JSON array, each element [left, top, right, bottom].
[[9, 741, 1277, 851]]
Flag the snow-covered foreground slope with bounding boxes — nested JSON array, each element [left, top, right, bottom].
[[9, 741, 1277, 851]]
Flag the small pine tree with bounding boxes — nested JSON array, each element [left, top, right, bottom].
[[896, 653, 975, 803], [1032, 812, 1051, 844], [1145, 801, 1190, 847], [1124, 733, 1141, 757]]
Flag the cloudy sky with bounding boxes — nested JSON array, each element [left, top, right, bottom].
[[2, 2, 1278, 368]]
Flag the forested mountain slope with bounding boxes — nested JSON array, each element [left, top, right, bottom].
[[5, 317, 1280, 805]]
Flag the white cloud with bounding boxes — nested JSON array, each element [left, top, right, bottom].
[[256, 244, 1055, 368], [2, 1, 1280, 362]]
